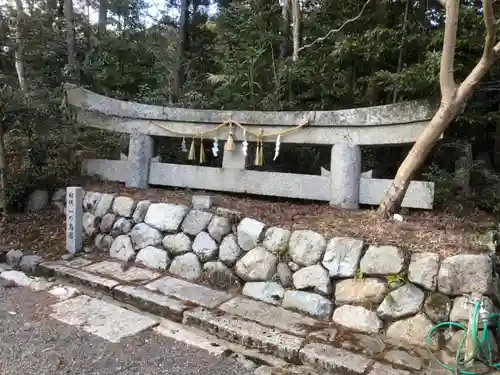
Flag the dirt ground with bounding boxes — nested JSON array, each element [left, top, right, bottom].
[[0, 179, 495, 259]]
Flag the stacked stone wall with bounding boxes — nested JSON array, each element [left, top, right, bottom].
[[77, 190, 500, 349]]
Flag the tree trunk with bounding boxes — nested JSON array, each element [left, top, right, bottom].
[[27, 0, 35, 16], [365, 0, 385, 105], [494, 117, 500, 169], [2, 0, 26, 216], [84, 0, 92, 51], [378, 104, 459, 214], [14, 0, 27, 94], [65, 0, 76, 69], [173, 0, 189, 100], [280, 0, 290, 59], [98, 0, 107, 33], [46, 0, 58, 30], [192, 0, 201, 16], [378, 0, 500, 216], [0, 124, 7, 217], [291, 0, 300, 61], [393, 0, 410, 103]]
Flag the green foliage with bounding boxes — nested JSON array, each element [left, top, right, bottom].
[[424, 163, 459, 208], [2, 0, 500, 214], [0, 85, 25, 131], [82, 27, 178, 101]]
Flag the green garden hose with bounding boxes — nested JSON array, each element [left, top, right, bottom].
[[425, 298, 500, 374]]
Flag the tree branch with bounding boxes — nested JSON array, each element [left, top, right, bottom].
[[481, 0, 496, 61], [439, 0, 459, 103], [297, 0, 371, 54], [494, 40, 500, 55], [455, 0, 499, 103]]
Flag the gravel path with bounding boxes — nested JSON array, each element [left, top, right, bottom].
[[0, 285, 252, 375]]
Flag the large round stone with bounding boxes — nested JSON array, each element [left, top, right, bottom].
[[288, 230, 326, 267], [235, 247, 278, 282], [169, 253, 202, 281]]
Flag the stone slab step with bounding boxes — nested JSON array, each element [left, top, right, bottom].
[[254, 365, 327, 375], [63, 258, 95, 268], [183, 307, 304, 362], [38, 260, 419, 375], [0, 263, 14, 271], [219, 296, 322, 337], [113, 285, 187, 322], [154, 319, 229, 357], [39, 262, 119, 292], [145, 276, 233, 308], [50, 294, 158, 343], [41, 258, 93, 270], [1, 270, 35, 287], [83, 260, 161, 283], [299, 342, 373, 375], [368, 363, 411, 375]]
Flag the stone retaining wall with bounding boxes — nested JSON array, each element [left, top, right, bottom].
[[77, 189, 500, 350]]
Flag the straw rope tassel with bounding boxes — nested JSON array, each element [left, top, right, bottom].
[[259, 129, 264, 165], [258, 138, 264, 165], [188, 137, 196, 160], [254, 136, 260, 166], [254, 143, 260, 166], [224, 122, 235, 151], [255, 129, 264, 166], [199, 135, 206, 164]]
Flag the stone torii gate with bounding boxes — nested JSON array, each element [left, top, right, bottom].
[[64, 84, 438, 209]]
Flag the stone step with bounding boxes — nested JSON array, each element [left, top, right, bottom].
[[145, 276, 233, 308], [41, 258, 94, 270], [299, 342, 374, 375], [83, 260, 161, 283], [50, 294, 158, 343], [298, 343, 415, 375], [368, 363, 411, 375], [154, 319, 229, 357], [38, 257, 421, 375], [219, 296, 323, 337], [183, 306, 304, 362], [39, 262, 119, 292], [113, 285, 187, 322], [254, 365, 325, 375]]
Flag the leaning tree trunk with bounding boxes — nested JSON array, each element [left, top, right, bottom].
[[378, 0, 500, 216]]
